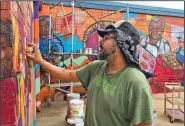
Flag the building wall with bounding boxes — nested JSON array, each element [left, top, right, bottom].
[[38, 4, 184, 93], [0, 1, 39, 126]]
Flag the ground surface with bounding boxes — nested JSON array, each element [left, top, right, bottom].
[[36, 93, 184, 126]]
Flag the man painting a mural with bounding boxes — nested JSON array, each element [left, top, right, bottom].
[[140, 17, 172, 57], [173, 31, 184, 67], [27, 20, 154, 126]]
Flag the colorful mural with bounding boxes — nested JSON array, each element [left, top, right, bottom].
[[135, 15, 184, 93], [39, 4, 184, 94], [1, 2, 17, 125], [0, 1, 40, 125], [38, 4, 123, 66], [1, 2, 182, 125]]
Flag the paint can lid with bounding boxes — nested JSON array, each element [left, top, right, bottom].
[[70, 99, 84, 105], [67, 93, 80, 100]]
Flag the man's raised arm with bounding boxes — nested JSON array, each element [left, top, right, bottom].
[[26, 43, 79, 82]]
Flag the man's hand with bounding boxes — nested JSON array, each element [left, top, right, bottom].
[[26, 43, 79, 82], [26, 43, 43, 64]]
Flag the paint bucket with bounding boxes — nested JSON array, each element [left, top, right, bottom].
[[67, 93, 81, 118], [92, 49, 98, 54], [69, 99, 84, 117], [84, 48, 93, 54], [67, 93, 80, 101], [79, 49, 83, 53], [67, 117, 83, 126], [152, 110, 157, 126], [75, 122, 84, 126], [77, 49, 83, 53]]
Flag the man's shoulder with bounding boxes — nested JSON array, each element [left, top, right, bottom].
[[140, 35, 148, 41], [88, 60, 107, 68], [161, 38, 169, 43], [125, 67, 144, 77], [125, 67, 149, 88], [139, 35, 149, 47], [91, 60, 107, 65]]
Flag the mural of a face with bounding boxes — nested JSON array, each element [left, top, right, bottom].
[[148, 20, 164, 42], [39, 21, 49, 38], [178, 38, 184, 51]]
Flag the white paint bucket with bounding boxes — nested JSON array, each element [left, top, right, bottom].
[[84, 48, 93, 54], [69, 100, 84, 117], [67, 117, 83, 126], [152, 111, 157, 126], [92, 49, 98, 54], [67, 93, 81, 118], [67, 93, 80, 101], [75, 122, 84, 126]]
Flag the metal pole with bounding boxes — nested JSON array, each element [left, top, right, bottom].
[[61, 2, 71, 33], [74, 0, 100, 25], [48, 4, 52, 100], [127, 6, 129, 22], [49, 6, 52, 54], [0, 1, 1, 125], [50, 1, 62, 10], [71, 0, 75, 93], [98, 8, 126, 20]]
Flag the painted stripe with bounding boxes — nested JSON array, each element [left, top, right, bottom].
[[41, 1, 184, 17]]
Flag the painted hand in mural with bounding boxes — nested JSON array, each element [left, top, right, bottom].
[[26, 43, 43, 64]]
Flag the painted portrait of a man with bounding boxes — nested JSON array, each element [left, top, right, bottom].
[[140, 17, 172, 57]]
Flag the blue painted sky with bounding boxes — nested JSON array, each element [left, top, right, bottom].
[[115, 1, 184, 10]]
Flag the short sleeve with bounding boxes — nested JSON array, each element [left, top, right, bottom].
[[128, 87, 154, 125], [75, 61, 101, 88], [139, 36, 147, 48]]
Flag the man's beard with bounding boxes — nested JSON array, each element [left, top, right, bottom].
[[98, 45, 117, 60]]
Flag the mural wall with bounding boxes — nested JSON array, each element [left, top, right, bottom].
[[0, 1, 40, 125], [38, 4, 184, 95]]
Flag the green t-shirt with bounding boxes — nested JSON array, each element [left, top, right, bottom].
[[76, 60, 153, 126]]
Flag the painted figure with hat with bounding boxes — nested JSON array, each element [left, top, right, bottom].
[[173, 31, 184, 66], [26, 20, 154, 126]]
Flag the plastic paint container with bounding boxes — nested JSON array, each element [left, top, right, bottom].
[[67, 93, 80, 101], [92, 49, 98, 54], [67, 93, 81, 118], [84, 48, 93, 54], [69, 99, 84, 117], [67, 117, 83, 126], [75, 122, 84, 126], [152, 111, 157, 126]]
